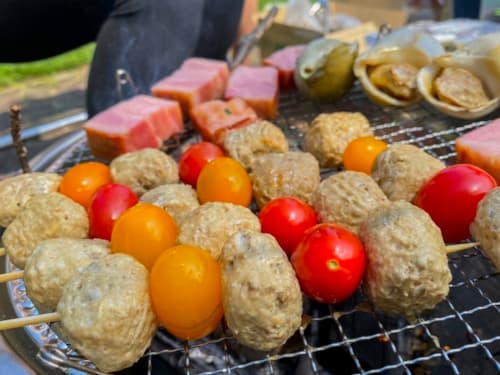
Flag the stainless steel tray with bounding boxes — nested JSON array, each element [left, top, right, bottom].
[[2, 83, 500, 375]]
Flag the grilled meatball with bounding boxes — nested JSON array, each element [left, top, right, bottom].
[[0, 172, 62, 227], [2, 193, 89, 268], [312, 171, 388, 234], [471, 187, 500, 271], [304, 112, 373, 168], [372, 144, 444, 201], [250, 151, 320, 208], [24, 238, 110, 311], [360, 201, 451, 319], [220, 230, 302, 351], [178, 202, 260, 259], [110, 148, 178, 196], [140, 183, 199, 224], [57, 254, 158, 373], [223, 121, 289, 170]]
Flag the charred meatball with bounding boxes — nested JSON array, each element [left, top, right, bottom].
[[0, 172, 62, 227], [223, 121, 289, 170], [372, 144, 444, 201], [110, 148, 178, 196], [140, 183, 199, 224], [2, 193, 89, 268], [471, 187, 500, 271], [220, 230, 302, 351], [178, 202, 260, 259], [24, 238, 110, 311], [57, 254, 158, 373], [312, 171, 388, 234], [304, 112, 373, 168], [360, 201, 451, 319], [250, 151, 320, 208]]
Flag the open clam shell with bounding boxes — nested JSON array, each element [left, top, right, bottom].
[[354, 29, 445, 107], [416, 33, 500, 120]]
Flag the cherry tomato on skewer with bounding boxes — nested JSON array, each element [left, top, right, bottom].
[[178, 142, 225, 188], [343, 136, 387, 174]]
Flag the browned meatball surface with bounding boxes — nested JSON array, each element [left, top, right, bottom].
[[250, 151, 320, 208], [110, 148, 178, 196], [372, 144, 444, 201], [304, 112, 373, 168], [360, 201, 451, 319], [220, 230, 302, 351], [312, 171, 388, 234], [471, 187, 500, 271]]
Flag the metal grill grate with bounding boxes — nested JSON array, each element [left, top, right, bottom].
[[6, 83, 500, 375]]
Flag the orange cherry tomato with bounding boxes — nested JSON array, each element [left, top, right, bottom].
[[196, 157, 252, 206], [343, 136, 388, 174], [149, 245, 223, 340], [111, 203, 178, 270], [59, 162, 112, 208]]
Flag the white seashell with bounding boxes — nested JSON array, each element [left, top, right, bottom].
[[354, 28, 445, 107], [416, 32, 500, 119]]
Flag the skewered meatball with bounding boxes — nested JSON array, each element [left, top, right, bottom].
[[24, 238, 110, 311], [57, 253, 158, 373], [0, 172, 62, 227], [177, 202, 260, 260], [140, 183, 199, 224], [110, 148, 178, 196], [2, 193, 89, 268], [312, 171, 388, 234], [471, 187, 500, 271], [360, 201, 451, 319], [223, 120, 289, 170], [220, 230, 302, 351], [372, 144, 444, 201], [250, 151, 320, 208], [304, 112, 373, 168]]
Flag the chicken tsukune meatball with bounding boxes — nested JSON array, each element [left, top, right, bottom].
[[372, 144, 444, 202], [471, 187, 500, 271], [0, 172, 62, 227], [223, 120, 289, 170], [250, 151, 320, 208], [360, 201, 451, 319], [177, 202, 261, 259], [2, 192, 89, 268], [24, 238, 110, 311], [304, 112, 373, 168], [57, 254, 158, 373], [110, 148, 178, 196], [140, 183, 199, 224], [220, 230, 302, 351], [312, 171, 388, 234]]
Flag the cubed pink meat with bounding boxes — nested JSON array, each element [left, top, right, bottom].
[[263, 45, 305, 91]]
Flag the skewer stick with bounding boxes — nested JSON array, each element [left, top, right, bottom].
[[0, 270, 23, 283], [0, 248, 5, 256], [446, 242, 479, 254], [10, 104, 31, 173], [0, 312, 60, 331]]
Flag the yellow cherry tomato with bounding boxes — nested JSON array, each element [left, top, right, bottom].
[[196, 157, 252, 206], [343, 136, 388, 174], [149, 245, 223, 340], [111, 203, 178, 270], [59, 162, 111, 208]]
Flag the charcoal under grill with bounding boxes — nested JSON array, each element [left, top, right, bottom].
[[2, 83, 500, 375]]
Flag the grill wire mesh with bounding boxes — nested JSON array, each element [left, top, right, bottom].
[[27, 83, 500, 374]]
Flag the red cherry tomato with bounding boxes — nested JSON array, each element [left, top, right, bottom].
[[259, 197, 317, 256], [178, 142, 225, 187], [414, 164, 497, 243], [291, 224, 366, 304], [88, 183, 139, 240]]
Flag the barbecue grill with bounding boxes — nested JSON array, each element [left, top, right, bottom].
[[1, 82, 499, 375]]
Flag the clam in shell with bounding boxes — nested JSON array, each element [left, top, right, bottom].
[[416, 33, 500, 120], [354, 29, 445, 107]]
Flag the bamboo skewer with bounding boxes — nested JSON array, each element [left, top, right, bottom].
[[0, 248, 5, 256], [0, 270, 23, 283], [446, 242, 479, 254], [0, 312, 60, 331]]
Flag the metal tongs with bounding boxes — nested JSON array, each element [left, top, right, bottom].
[[227, 6, 278, 70]]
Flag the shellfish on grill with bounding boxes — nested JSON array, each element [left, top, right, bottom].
[[416, 32, 500, 120], [353, 29, 445, 107]]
